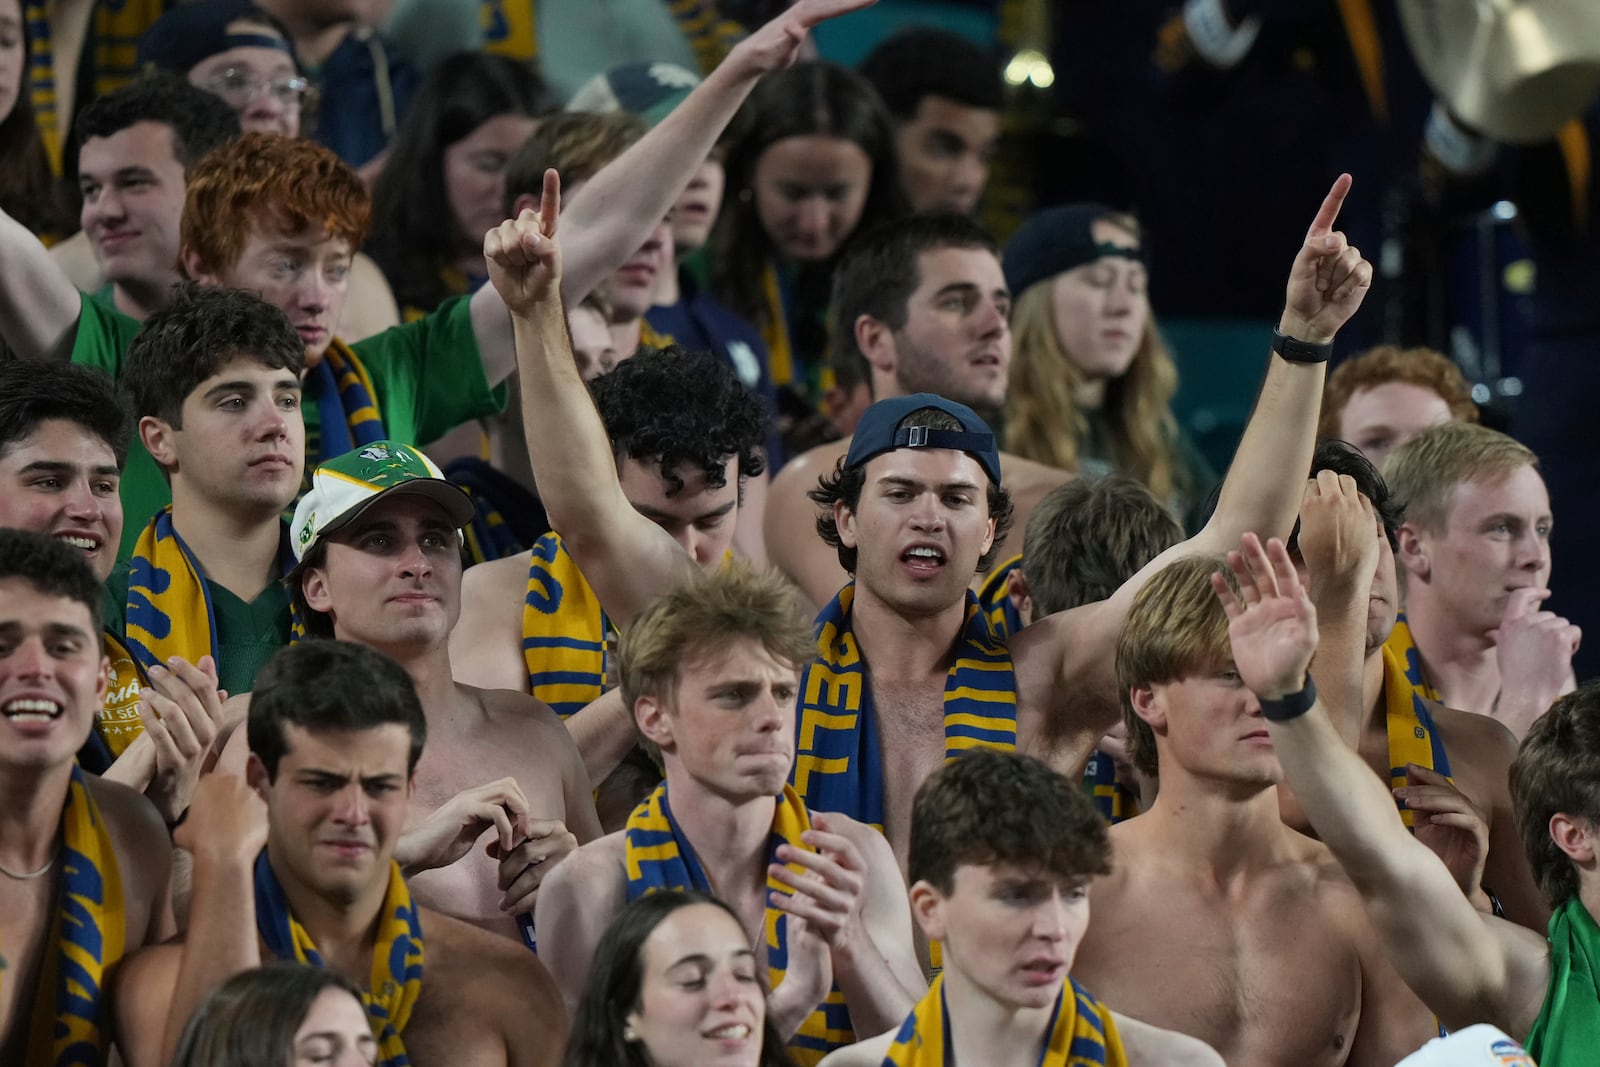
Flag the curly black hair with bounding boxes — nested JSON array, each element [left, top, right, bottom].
[[588, 344, 768, 495], [75, 70, 241, 172]]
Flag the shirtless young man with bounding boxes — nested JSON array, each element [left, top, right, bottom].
[[489, 172, 1374, 868], [1219, 531, 1600, 1067], [821, 751, 1220, 1067], [1070, 553, 1438, 1066], [537, 565, 924, 1066], [764, 212, 1072, 611], [0, 530, 172, 1065], [1382, 422, 1579, 739], [114, 640, 567, 1067], [1292, 444, 1543, 928], [248, 441, 599, 946]]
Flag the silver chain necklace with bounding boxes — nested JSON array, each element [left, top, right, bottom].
[[0, 847, 58, 880]]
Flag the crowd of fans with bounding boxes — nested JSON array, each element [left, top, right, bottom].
[[0, 2, 1591, 1066]]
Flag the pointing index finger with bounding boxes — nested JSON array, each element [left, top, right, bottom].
[[1306, 173, 1352, 239], [540, 168, 561, 237]]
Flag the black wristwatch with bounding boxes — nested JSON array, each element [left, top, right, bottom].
[[1271, 327, 1333, 364]]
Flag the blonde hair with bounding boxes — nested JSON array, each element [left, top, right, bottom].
[[1115, 555, 1234, 775], [1003, 221, 1183, 504], [1382, 421, 1538, 534], [619, 564, 815, 752]]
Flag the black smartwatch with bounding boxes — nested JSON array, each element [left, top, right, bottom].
[[1258, 676, 1318, 722], [1271, 327, 1333, 364]]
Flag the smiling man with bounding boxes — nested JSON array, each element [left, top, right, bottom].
[[820, 751, 1220, 1067], [0, 529, 173, 1066], [1382, 421, 1579, 739]]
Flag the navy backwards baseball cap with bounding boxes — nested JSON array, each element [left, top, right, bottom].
[[137, 1, 295, 75], [1003, 202, 1140, 299], [845, 394, 1003, 485]]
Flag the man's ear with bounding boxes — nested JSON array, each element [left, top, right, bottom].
[[908, 880, 947, 943], [854, 314, 896, 376], [1128, 684, 1165, 734], [245, 752, 272, 799], [139, 415, 178, 470], [301, 567, 334, 616], [1550, 812, 1598, 868], [636, 694, 673, 753], [1005, 568, 1034, 627], [834, 498, 859, 551], [180, 246, 219, 286], [1395, 522, 1429, 581]]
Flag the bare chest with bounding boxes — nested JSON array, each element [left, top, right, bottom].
[[870, 676, 952, 870], [0, 880, 61, 1064], [1077, 875, 1365, 1067]]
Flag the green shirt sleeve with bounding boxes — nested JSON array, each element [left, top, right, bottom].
[[349, 293, 505, 445], [69, 291, 141, 376]]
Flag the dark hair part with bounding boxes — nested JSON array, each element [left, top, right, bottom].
[[810, 406, 1014, 574], [248, 640, 427, 779], [171, 963, 366, 1067], [857, 27, 1004, 119], [562, 890, 796, 1067], [1294, 439, 1404, 552], [910, 750, 1110, 893], [75, 71, 241, 172], [590, 345, 768, 493], [0, 12, 74, 236], [1021, 475, 1181, 617], [1510, 683, 1600, 907], [0, 362, 132, 470], [830, 212, 998, 363], [121, 283, 304, 427], [711, 62, 905, 333], [367, 51, 550, 315], [0, 529, 105, 631]]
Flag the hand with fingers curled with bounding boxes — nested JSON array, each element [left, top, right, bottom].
[[1297, 471, 1381, 604], [487, 816, 578, 915], [1395, 762, 1491, 904], [1494, 587, 1581, 736], [1280, 173, 1375, 345], [138, 654, 230, 825], [175, 771, 269, 870], [728, 0, 878, 78], [395, 776, 532, 878], [767, 813, 872, 964], [483, 168, 562, 317], [1212, 534, 1321, 701]]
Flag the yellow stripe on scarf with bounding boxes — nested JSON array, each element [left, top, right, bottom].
[[256, 855, 423, 1067], [99, 631, 148, 757], [761, 260, 795, 388], [883, 974, 1128, 1067], [522, 533, 612, 717], [1381, 644, 1454, 829], [21, 764, 127, 1065], [1383, 614, 1441, 703], [624, 783, 854, 1065], [126, 507, 216, 673]]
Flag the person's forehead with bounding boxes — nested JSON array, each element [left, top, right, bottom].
[[907, 95, 1000, 137], [277, 721, 411, 767], [239, 222, 352, 257], [644, 903, 750, 964], [80, 120, 182, 173], [911, 244, 1005, 297], [682, 635, 799, 686], [1448, 465, 1550, 519], [863, 446, 987, 485], [0, 418, 117, 470], [192, 43, 297, 79], [1342, 380, 1453, 424], [0, 578, 96, 630], [189, 356, 298, 397], [618, 455, 738, 504]]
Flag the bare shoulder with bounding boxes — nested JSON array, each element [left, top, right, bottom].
[[419, 908, 569, 1062], [452, 551, 535, 690], [773, 438, 850, 496], [112, 939, 184, 1067], [1109, 1009, 1224, 1067], [546, 830, 626, 895], [1427, 702, 1518, 775], [88, 775, 171, 908], [459, 551, 533, 616], [766, 438, 851, 605], [474, 684, 571, 738], [819, 1029, 897, 1067], [995, 450, 1071, 506]]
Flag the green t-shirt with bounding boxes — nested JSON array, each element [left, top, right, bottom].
[[71, 291, 504, 558], [103, 562, 292, 696]]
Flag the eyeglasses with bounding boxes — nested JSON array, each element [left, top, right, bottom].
[[203, 67, 311, 108]]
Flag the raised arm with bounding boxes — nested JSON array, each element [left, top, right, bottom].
[[484, 172, 696, 626], [1216, 532, 1549, 1036], [1014, 175, 1374, 769], [0, 206, 85, 358], [557, 0, 876, 307]]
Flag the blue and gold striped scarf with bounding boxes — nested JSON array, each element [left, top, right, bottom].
[[479, 0, 741, 73], [793, 585, 1017, 830], [21, 764, 126, 1066], [126, 509, 303, 676], [624, 783, 853, 1066], [883, 974, 1128, 1067], [1381, 643, 1454, 828], [308, 340, 387, 470], [1082, 750, 1140, 825], [522, 532, 612, 718], [976, 554, 1027, 640], [1383, 613, 1442, 704], [255, 853, 424, 1067], [26, 0, 168, 174]]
